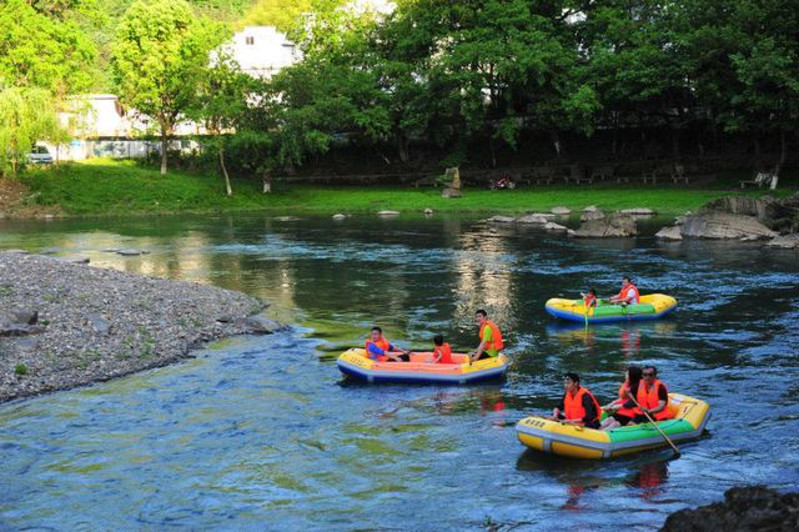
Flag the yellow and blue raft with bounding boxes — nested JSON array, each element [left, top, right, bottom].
[[545, 294, 678, 324]]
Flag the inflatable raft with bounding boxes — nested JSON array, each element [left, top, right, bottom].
[[337, 348, 509, 384], [545, 294, 677, 324], [515, 393, 710, 459]]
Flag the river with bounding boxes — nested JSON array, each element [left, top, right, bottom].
[[1, 214, 797, 530]]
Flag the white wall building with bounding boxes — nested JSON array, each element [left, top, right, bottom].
[[226, 26, 302, 80]]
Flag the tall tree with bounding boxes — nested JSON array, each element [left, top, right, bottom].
[[111, 0, 225, 174], [0, 87, 63, 178]]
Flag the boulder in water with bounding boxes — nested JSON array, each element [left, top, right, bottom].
[[767, 234, 799, 249], [573, 212, 637, 238], [681, 213, 777, 240], [656, 225, 683, 240], [516, 213, 551, 224], [485, 215, 516, 224]]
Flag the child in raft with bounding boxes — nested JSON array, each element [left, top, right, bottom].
[[582, 288, 598, 312], [429, 335, 454, 364]]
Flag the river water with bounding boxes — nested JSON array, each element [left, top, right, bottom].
[[1, 214, 797, 530]]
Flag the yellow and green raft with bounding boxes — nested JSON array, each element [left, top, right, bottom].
[[515, 393, 710, 459], [545, 293, 677, 324]]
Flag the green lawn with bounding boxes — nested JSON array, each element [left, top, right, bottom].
[[19, 159, 789, 217]]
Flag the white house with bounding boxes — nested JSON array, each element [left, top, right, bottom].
[[226, 26, 302, 80]]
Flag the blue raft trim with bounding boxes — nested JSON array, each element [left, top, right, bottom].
[[545, 304, 677, 324]]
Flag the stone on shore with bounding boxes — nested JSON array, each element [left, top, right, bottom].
[[274, 216, 301, 222], [544, 222, 569, 232], [332, 213, 346, 220], [0, 251, 274, 402], [681, 213, 777, 240], [655, 225, 683, 240], [661, 486, 799, 531], [516, 213, 551, 224], [620, 207, 656, 216], [424, 208, 434, 215], [485, 215, 516, 224], [378, 210, 400, 217], [550, 206, 571, 215], [52, 255, 91, 264], [580, 208, 606, 222], [117, 249, 149, 257], [573, 212, 637, 238], [767, 234, 799, 249]]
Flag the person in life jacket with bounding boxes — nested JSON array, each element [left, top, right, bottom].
[[599, 365, 643, 430], [429, 334, 454, 364], [552, 373, 602, 429], [632, 366, 675, 423], [582, 288, 598, 315], [469, 309, 504, 362], [609, 277, 640, 305], [364, 326, 409, 362]]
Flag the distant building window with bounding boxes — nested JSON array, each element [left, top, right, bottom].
[[245, 36, 254, 45]]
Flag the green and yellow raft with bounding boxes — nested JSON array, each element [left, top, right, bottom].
[[515, 393, 710, 459], [545, 293, 678, 324]]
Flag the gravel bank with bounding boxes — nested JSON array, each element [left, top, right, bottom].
[[0, 251, 280, 402]]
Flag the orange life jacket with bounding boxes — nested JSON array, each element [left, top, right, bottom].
[[636, 379, 674, 420], [618, 283, 640, 304], [479, 320, 504, 352], [563, 386, 601, 425], [365, 337, 391, 362], [434, 342, 454, 364], [616, 381, 639, 418]]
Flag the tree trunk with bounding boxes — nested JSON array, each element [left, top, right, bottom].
[[550, 130, 561, 157], [395, 128, 409, 163], [160, 124, 168, 175], [219, 146, 232, 196], [262, 174, 272, 193], [771, 130, 786, 190]]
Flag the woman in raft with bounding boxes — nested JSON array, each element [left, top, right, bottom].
[[599, 365, 643, 431]]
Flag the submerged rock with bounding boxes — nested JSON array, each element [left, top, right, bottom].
[[655, 226, 683, 241], [661, 486, 799, 531], [767, 234, 799, 249], [573, 212, 637, 238], [681, 213, 777, 240]]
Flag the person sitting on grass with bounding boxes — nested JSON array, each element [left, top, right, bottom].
[[365, 326, 409, 362], [551, 373, 602, 429], [429, 334, 454, 364], [600, 365, 643, 431], [609, 277, 640, 305]]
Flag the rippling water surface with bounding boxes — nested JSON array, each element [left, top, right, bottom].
[[1, 214, 798, 530]]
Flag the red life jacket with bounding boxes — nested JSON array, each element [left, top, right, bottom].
[[584, 294, 597, 312], [364, 337, 391, 362], [618, 283, 640, 304], [636, 379, 674, 420], [563, 386, 601, 425], [479, 320, 504, 352], [616, 381, 639, 418], [435, 343, 454, 364]]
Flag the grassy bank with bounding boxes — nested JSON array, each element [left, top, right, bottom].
[[13, 159, 791, 217]]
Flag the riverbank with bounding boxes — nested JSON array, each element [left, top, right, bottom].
[[0, 251, 281, 402], [2, 159, 790, 218]]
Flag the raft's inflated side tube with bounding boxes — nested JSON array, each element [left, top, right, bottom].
[[337, 348, 509, 384], [545, 293, 678, 324], [515, 393, 710, 459]]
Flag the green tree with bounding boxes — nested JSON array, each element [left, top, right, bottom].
[[189, 48, 253, 196], [240, 0, 312, 32], [0, 87, 62, 178], [110, 0, 226, 174]]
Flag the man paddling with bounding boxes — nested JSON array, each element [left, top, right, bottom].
[[632, 366, 674, 422], [469, 309, 504, 362], [365, 327, 409, 362], [609, 277, 640, 305]]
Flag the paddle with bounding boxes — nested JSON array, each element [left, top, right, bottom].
[[628, 395, 681, 457]]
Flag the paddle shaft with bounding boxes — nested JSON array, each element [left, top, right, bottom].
[[628, 394, 681, 457]]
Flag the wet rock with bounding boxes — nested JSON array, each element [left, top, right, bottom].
[[239, 315, 286, 334], [580, 208, 606, 222], [550, 206, 571, 215], [485, 215, 516, 224], [332, 213, 346, 220], [573, 212, 637, 238], [661, 486, 799, 532], [544, 222, 569, 232], [583, 205, 601, 212], [516, 213, 551, 224], [681, 213, 777, 240], [655, 226, 683, 241], [621, 208, 657, 216], [424, 208, 434, 216], [378, 210, 400, 217], [767, 234, 799, 249], [117, 249, 149, 256]]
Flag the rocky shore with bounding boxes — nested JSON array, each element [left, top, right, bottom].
[[0, 251, 282, 402]]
